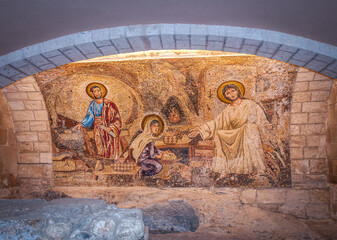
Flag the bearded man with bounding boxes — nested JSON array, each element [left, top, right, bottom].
[[74, 83, 122, 160]]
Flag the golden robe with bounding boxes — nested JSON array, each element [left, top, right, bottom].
[[199, 99, 267, 175]]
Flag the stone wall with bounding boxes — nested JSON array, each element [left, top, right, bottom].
[[328, 80, 337, 218], [1, 76, 53, 192], [290, 68, 332, 189], [0, 90, 17, 195]]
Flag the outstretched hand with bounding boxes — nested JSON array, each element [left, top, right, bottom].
[[188, 128, 200, 138], [73, 123, 82, 131]]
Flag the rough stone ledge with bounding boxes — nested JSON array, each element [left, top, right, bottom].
[[0, 198, 147, 240]]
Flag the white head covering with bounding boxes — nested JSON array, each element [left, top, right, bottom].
[[130, 119, 162, 160]]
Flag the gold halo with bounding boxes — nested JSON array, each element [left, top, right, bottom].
[[141, 114, 165, 136], [217, 81, 245, 103], [86, 82, 108, 99]]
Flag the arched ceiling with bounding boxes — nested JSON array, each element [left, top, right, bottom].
[[0, 0, 337, 56]]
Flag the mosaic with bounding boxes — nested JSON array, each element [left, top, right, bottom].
[[33, 51, 297, 187]]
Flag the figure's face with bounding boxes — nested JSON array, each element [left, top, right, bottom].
[[151, 123, 160, 135], [225, 88, 239, 102], [92, 87, 102, 99]]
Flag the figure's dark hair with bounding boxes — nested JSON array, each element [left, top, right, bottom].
[[150, 119, 160, 127], [90, 85, 101, 93], [222, 84, 242, 102]]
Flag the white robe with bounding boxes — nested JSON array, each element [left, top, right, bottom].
[[199, 99, 267, 175]]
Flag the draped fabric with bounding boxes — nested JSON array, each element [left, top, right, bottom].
[[81, 99, 122, 160], [199, 99, 267, 175]]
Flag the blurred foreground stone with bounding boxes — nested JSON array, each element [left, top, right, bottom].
[[0, 198, 147, 240]]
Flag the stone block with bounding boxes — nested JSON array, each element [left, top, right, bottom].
[[38, 132, 51, 142], [256, 189, 285, 204], [207, 35, 225, 42], [207, 41, 224, 51], [279, 202, 306, 218], [76, 43, 100, 55], [223, 47, 240, 53], [292, 49, 316, 62], [43, 50, 62, 58], [295, 71, 315, 82], [321, 69, 337, 79], [327, 61, 337, 72], [16, 83, 36, 92], [175, 34, 189, 40], [39, 64, 56, 71], [290, 136, 306, 147], [292, 92, 311, 102], [309, 113, 327, 123], [34, 110, 48, 120], [291, 160, 309, 174], [99, 46, 118, 55], [309, 80, 332, 91], [17, 64, 40, 76], [288, 59, 306, 67], [314, 73, 331, 81], [12, 111, 35, 121], [309, 189, 329, 204], [30, 121, 48, 131], [16, 132, 38, 142], [17, 164, 43, 178], [191, 35, 206, 46], [225, 37, 243, 49], [112, 38, 131, 50], [10, 60, 29, 68], [279, 45, 298, 53], [24, 101, 43, 110], [191, 45, 205, 50], [301, 124, 325, 135], [290, 125, 301, 135], [285, 189, 309, 203], [293, 82, 308, 92], [34, 142, 50, 152], [258, 42, 279, 54], [291, 103, 302, 113], [176, 40, 190, 49], [40, 152, 52, 163], [19, 153, 40, 163], [310, 159, 328, 174], [304, 146, 326, 159], [85, 53, 103, 59], [27, 92, 44, 100], [315, 54, 334, 64], [240, 45, 258, 54], [0, 65, 20, 78], [18, 141, 34, 152], [59, 46, 86, 62], [306, 204, 329, 219], [14, 121, 30, 132], [94, 40, 112, 47], [272, 50, 293, 62], [292, 174, 328, 189], [4, 92, 28, 100], [8, 101, 25, 110], [290, 147, 303, 159], [128, 36, 151, 51], [10, 73, 28, 82], [290, 113, 308, 124], [311, 91, 330, 102], [306, 135, 325, 147], [161, 35, 175, 49], [305, 60, 329, 72], [241, 189, 256, 204], [47, 55, 71, 67], [27, 55, 50, 67], [0, 75, 14, 88]]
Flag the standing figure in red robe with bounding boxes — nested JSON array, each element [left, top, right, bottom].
[[74, 83, 122, 160]]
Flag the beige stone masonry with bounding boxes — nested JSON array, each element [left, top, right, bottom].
[[2, 76, 52, 187], [290, 67, 333, 189]]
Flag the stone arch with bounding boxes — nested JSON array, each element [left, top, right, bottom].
[[1, 24, 337, 88]]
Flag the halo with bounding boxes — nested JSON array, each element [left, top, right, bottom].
[[141, 114, 165, 136], [217, 81, 245, 103], [86, 82, 108, 99]]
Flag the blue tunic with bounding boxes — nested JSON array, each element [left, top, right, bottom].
[[81, 101, 104, 128]]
